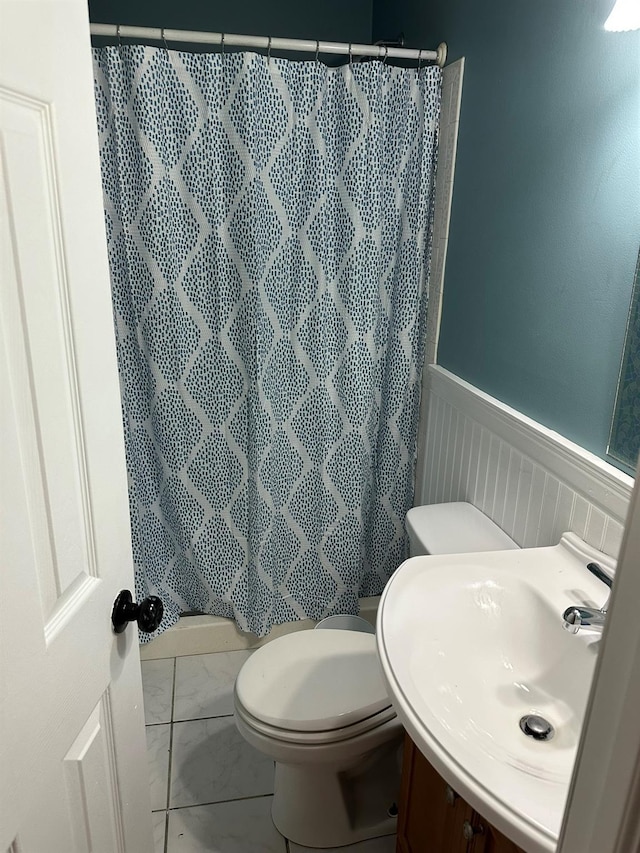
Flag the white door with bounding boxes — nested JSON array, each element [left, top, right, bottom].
[[0, 1, 154, 851]]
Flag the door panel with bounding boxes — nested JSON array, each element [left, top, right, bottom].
[[0, 1, 153, 850], [63, 697, 123, 853], [0, 86, 98, 635]]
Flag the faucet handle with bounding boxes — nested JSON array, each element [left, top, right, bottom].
[[587, 561, 612, 612], [587, 562, 612, 588]]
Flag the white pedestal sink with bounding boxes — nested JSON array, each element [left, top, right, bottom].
[[376, 533, 615, 853]]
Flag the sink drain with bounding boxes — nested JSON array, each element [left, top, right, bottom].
[[519, 714, 555, 741]]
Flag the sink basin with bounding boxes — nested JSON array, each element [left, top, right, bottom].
[[376, 533, 615, 853], [410, 569, 595, 781]]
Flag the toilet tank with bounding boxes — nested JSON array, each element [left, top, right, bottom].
[[406, 501, 519, 556]]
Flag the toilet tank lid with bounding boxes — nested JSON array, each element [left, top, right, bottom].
[[234, 629, 391, 733], [406, 502, 519, 554]]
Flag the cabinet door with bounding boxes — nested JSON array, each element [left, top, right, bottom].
[[466, 811, 525, 853], [397, 735, 471, 853]]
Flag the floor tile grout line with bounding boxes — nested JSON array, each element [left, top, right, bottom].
[[163, 657, 177, 853], [172, 712, 236, 726], [145, 712, 237, 729], [167, 791, 275, 812], [170, 657, 178, 723]]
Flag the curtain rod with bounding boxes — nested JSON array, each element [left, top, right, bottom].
[[90, 24, 447, 67]]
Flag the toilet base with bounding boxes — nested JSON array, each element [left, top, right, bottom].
[[271, 731, 402, 849]]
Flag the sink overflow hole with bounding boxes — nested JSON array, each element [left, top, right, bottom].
[[519, 714, 555, 741]]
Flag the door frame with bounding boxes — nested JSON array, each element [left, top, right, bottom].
[[559, 464, 640, 852]]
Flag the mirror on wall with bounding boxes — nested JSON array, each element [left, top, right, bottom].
[[608, 247, 640, 473]]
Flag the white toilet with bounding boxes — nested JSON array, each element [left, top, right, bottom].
[[233, 502, 518, 848]]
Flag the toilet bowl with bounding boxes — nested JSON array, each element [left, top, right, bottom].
[[234, 628, 403, 848], [234, 501, 518, 848]]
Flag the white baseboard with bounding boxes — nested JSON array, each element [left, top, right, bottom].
[[140, 596, 381, 660]]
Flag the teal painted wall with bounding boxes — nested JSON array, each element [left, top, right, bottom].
[[87, 0, 640, 460], [88, 0, 373, 48], [374, 0, 640, 460]]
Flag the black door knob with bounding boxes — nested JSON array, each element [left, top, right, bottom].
[[112, 590, 164, 634]]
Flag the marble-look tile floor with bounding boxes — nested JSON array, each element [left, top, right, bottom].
[[142, 652, 396, 853]]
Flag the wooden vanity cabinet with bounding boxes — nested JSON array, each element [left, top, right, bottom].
[[397, 734, 525, 853], [466, 820, 524, 853]]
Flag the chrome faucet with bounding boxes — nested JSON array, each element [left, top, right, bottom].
[[562, 562, 613, 634]]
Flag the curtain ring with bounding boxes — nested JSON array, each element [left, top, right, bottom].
[[116, 23, 122, 49], [348, 42, 353, 65], [220, 32, 225, 57], [161, 27, 169, 52], [315, 39, 320, 64], [267, 36, 272, 64], [383, 45, 389, 64], [417, 48, 423, 70]]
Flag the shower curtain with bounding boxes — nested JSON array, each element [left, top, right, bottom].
[[93, 45, 441, 639]]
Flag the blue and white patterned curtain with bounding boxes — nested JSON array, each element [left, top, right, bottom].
[[93, 45, 441, 639]]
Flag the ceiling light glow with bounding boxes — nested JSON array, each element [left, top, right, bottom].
[[604, 0, 640, 31]]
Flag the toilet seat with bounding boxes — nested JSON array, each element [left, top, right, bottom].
[[235, 695, 397, 745], [234, 629, 393, 736]]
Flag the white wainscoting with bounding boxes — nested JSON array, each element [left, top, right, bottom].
[[417, 366, 634, 560]]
